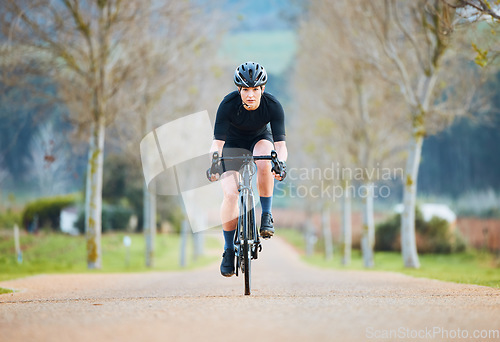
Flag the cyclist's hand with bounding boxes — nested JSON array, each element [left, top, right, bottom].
[[206, 167, 221, 182], [207, 152, 223, 182], [271, 161, 286, 181]]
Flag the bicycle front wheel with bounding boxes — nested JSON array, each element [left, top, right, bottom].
[[243, 237, 251, 295], [241, 190, 252, 295]]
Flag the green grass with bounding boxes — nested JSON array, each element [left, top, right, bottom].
[[279, 228, 500, 289], [0, 230, 220, 286], [219, 30, 296, 75]]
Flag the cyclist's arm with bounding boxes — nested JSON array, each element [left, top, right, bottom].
[[274, 141, 287, 162], [211, 97, 229, 157], [210, 139, 225, 155], [268, 99, 287, 179], [268, 95, 286, 146]]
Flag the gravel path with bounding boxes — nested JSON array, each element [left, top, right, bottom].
[[1, 236, 499, 342]]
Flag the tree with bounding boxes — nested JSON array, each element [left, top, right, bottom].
[[445, 0, 500, 66], [105, 3, 230, 267], [364, 0, 491, 268], [293, 0, 408, 267], [0, 0, 224, 269]]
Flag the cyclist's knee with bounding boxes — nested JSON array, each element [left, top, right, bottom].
[[223, 189, 239, 202], [253, 139, 273, 155], [222, 178, 239, 201], [256, 160, 272, 176]]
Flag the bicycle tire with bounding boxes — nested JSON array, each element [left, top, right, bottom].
[[243, 191, 251, 295], [243, 239, 251, 295], [247, 191, 259, 260]]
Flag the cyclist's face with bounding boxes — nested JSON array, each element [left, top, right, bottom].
[[239, 86, 264, 111]]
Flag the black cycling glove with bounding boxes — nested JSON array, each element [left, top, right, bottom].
[[271, 161, 287, 180], [206, 152, 223, 182]]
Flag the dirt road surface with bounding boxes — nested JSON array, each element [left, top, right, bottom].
[[1, 236, 499, 342]]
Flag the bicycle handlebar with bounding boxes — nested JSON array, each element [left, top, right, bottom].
[[211, 150, 278, 162], [207, 150, 286, 181]]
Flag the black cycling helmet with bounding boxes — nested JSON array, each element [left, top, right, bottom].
[[234, 61, 267, 88]]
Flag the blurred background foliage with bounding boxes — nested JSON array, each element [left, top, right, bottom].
[[375, 208, 467, 254], [0, 0, 498, 239]]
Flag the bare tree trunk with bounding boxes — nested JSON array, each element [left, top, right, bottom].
[[84, 3, 109, 270], [143, 107, 157, 268], [321, 202, 334, 261], [193, 232, 205, 260], [144, 182, 156, 268], [179, 219, 189, 267], [85, 117, 105, 269], [401, 131, 423, 268], [305, 214, 317, 257], [361, 182, 375, 268], [341, 181, 352, 266], [401, 73, 436, 269], [193, 212, 206, 260]]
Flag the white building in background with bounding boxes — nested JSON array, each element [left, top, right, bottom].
[[60, 207, 79, 235], [395, 203, 457, 223]]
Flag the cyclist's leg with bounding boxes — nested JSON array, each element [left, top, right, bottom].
[[220, 171, 239, 233], [253, 139, 274, 197], [219, 141, 251, 276], [219, 171, 238, 277], [253, 139, 276, 238], [220, 144, 248, 234]]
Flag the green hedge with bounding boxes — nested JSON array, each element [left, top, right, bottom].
[[375, 214, 401, 252], [21, 195, 77, 232], [375, 207, 466, 254], [75, 204, 133, 233]]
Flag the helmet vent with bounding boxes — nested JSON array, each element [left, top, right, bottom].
[[237, 72, 248, 86]]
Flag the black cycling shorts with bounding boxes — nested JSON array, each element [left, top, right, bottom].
[[222, 131, 274, 172]]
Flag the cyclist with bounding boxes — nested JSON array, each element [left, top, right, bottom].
[[208, 61, 288, 277]]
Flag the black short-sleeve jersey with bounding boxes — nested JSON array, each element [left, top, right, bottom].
[[213, 91, 286, 142]]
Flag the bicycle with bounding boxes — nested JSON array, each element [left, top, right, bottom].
[[207, 150, 285, 295]]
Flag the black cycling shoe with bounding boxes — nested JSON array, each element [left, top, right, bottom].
[[260, 212, 275, 239], [220, 248, 235, 277]]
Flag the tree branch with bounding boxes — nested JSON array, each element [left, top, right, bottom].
[[368, 1, 418, 107], [393, 1, 430, 73], [443, 0, 500, 20]]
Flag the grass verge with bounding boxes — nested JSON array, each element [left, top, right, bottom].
[[0, 231, 220, 287], [279, 228, 500, 289]]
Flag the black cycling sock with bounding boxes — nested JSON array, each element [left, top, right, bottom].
[[260, 196, 272, 214], [223, 230, 236, 250]]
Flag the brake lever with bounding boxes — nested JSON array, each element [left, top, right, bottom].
[[212, 151, 219, 165]]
